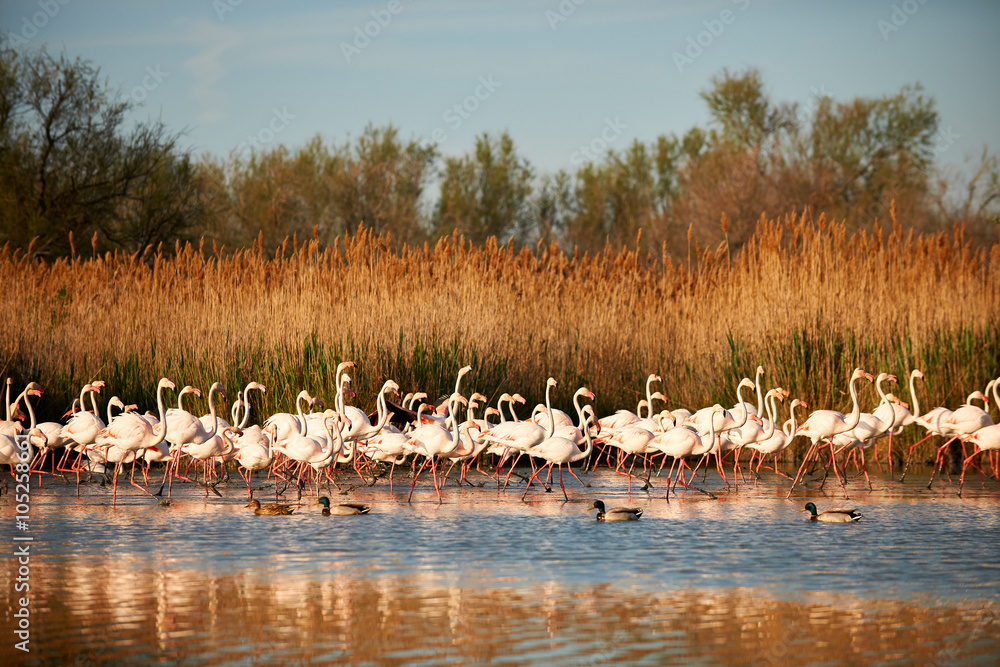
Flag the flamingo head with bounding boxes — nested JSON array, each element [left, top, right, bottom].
[[512, 393, 526, 405], [546, 377, 558, 388], [159, 378, 177, 391], [739, 378, 755, 390]]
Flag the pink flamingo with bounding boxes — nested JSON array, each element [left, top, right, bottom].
[[94, 377, 175, 505], [786, 368, 873, 499]]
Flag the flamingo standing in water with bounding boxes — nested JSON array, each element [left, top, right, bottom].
[[787, 367, 873, 499], [61, 381, 106, 452], [479, 377, 557, 489], [745, 396, 804, 480], [960, 417, 1000, 494], [522, 389, 597, 501], [94, 378, 175, 505], [879, 369, 923, 474], [234, 424, 279, 500], [926, 389, 994, 489]]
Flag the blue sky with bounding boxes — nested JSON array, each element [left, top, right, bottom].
[[2, 0, 998, 175]]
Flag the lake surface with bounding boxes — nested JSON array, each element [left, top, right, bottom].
[[3, 463, 1000, 665]]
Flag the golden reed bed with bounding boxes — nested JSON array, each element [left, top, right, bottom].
[[2, 208, 998, 460]]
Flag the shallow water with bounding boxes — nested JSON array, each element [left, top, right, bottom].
[[2, 465, 1000, 665]]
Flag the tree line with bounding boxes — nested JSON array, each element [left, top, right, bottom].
[[1, 40, 997, 260]]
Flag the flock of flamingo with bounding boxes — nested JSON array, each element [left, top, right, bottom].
[[2, 361, 999, 506]]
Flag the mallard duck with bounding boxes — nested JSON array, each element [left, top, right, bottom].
[[246, 499, 295, 515], [802, 502, 861, 523], [315, 496, 370, 515], [588, 499, 642, 521]]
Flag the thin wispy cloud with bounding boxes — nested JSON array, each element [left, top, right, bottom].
[[180, 19, 241, 124]]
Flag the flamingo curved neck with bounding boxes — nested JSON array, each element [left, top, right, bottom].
[[295, 391, 309, 437], [992, 377, 1000, 419], [77, 384, 90, 416], [784, 402, 801, 437], [367, 382, 393, 436], [571, 413, 595, 463], [909, 372, 922, 421], [734, 382, 750, 428], [761, 393, 777, 441], [89, 388, 100, 417], [22, 389, 37, 430], [152, 382, 171, 446], [572, 390, 587, 430], [231, 395, 242, 426], [321, 415, 344, 463], [842, 373, 864, 432], [707, 408, 718, 451], [204, 385, 222, 440], [543, 381, 556, 439], [645, 375, 656, 419], [755, 368, 765, 417], [874, 376, 893, 433]]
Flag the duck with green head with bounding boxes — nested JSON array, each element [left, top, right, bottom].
[[315, 496, 370, 515], [588, 499, 642, 521], [802, 502, 861, 523], [246, 499, 295, 515]]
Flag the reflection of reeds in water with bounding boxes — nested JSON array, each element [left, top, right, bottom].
[[3, 210, 998, 460], [3, 556, 997, 666]]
